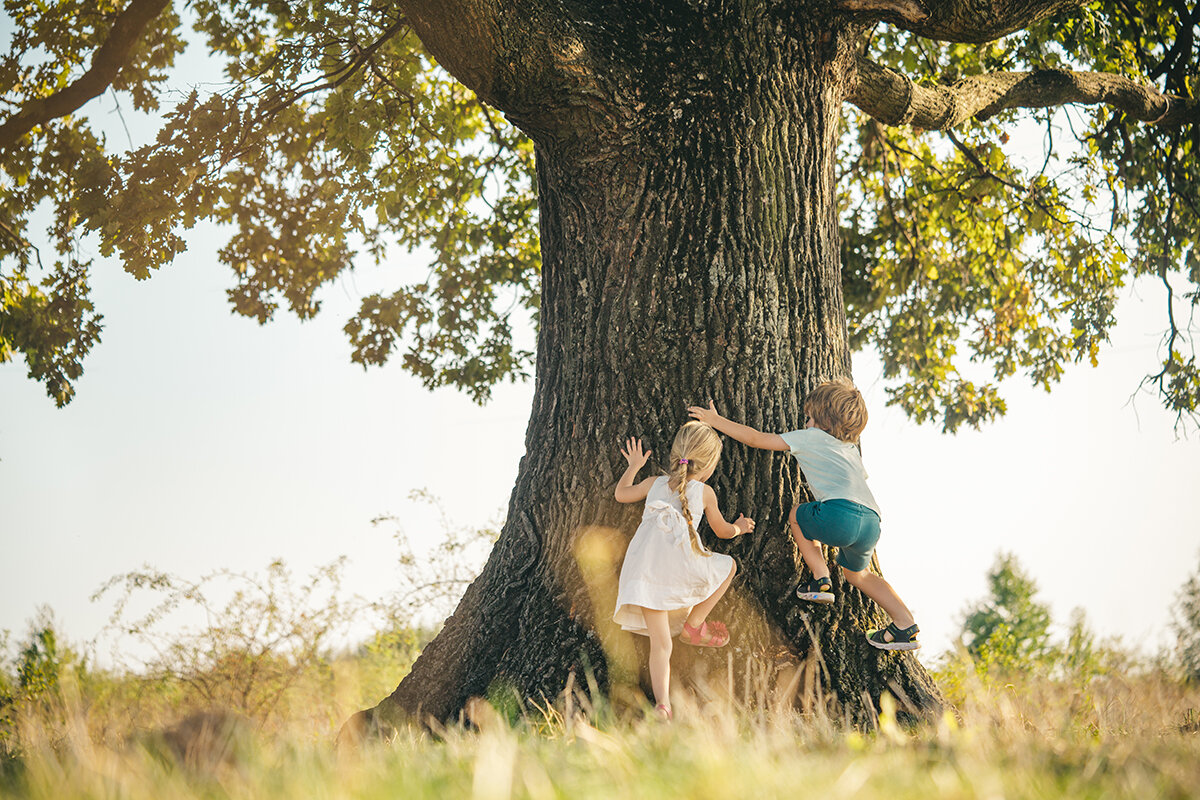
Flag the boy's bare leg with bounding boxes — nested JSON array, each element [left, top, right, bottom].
[[841, 568, 916, 629], [789, 505, 830, 579], [684, 560, 737, 628], [642, 608, 672, 710]]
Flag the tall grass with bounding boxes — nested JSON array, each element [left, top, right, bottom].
[[2, 652, 1197, 800], [4, 545, 1197, 798]]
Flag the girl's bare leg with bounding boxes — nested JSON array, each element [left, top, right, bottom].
[[790, 505, 830, 579], [642, 608, 673, 710], [684, 560, 737, 628], [841, 568, 916, 629]]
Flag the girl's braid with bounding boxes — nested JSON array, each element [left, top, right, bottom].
[[666, 420, 723, 557], [672, 459, 710, 557]]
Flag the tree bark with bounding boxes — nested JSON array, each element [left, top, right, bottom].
[[346, 2, 943, 737], [837, 0, 1085, 43]]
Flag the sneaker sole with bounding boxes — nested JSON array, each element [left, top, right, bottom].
[[797, 591, 835, 604], [865, 634, 921, 651]]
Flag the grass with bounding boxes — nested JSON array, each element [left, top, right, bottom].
[[2, 657, 1198, 800]]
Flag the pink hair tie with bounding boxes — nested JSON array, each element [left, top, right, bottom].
[[679, 458, 689, 465]]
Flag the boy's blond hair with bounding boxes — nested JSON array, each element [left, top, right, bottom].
[[804, 378, 868, 443]]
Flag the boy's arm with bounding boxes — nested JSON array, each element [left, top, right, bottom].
[[687, 401, 790, 451]]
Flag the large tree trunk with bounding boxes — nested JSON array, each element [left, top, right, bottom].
[[348, 2, 943, 736]]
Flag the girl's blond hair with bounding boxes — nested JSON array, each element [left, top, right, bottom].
[[665, 421, 723, 557], [804, 378, 868, 443]]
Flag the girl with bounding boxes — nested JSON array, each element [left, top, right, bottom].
[[612, 421, 756, 720]]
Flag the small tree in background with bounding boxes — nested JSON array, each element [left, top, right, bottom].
[[1173, 554, 1200, 682], [1059, 607, 1100, 678], [960, 553, 1054, 673], [0, 610, 92, 755], [5, 609, 86, 707], [14, 626, 61, 706], [949, 552, 1132, 688]]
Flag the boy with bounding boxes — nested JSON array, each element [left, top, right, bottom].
[[688, 379, 920, 650]]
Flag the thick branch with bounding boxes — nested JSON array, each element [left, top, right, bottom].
[[397, 0, 506, 106], [0, 0, 171, 150], [835, 0, 1083, 43], [847, 55, 1196, 130], [397, 0, 602, 136]]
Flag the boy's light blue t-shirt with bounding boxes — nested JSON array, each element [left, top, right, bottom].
[[779, 427, 881, 517]]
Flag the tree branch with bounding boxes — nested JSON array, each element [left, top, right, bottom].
[[835, 0, 1083, 43], [0, 217, 44, 270], [396, 0, 606, 138], [847, 55, 1196, 130], [252, 18, 410, 130], [0, 0, 172, 150], [397, 0, 505, 106]]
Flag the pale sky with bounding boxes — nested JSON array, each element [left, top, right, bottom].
[[2, 16, 1198, 663]]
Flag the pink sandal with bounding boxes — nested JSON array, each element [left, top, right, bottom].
[[679, 620, 729, 647]]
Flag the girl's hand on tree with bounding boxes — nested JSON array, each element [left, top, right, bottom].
[[687, 401, 722, 426], [621, 437, 651, 470], [732, 514, 755, 536]]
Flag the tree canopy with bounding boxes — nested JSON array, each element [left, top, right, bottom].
[[1, 0, 1197, 429]]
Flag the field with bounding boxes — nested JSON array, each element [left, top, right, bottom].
[[3, 646, 1198, 800]]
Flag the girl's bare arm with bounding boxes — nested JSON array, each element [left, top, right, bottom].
[[615, 436, 657, 503], [701, 485, 755, 539]]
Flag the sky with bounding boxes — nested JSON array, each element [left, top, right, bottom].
[[2, 16, 1199, 666]]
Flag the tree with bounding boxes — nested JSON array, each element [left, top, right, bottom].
[[2, 1, 1197, 729], [0, 613, 76, 753], [959, 552, 1053, 672], [1172, 552, 1200, 681], [0, 609, 83, 711]]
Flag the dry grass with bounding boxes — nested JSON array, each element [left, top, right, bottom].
[[2, 655, 1198, 800]]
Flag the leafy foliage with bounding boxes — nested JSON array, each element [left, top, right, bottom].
[[13, 627, 61, 704], [0, 610, 87, 752], [2, 1, 538, 405], [1, 1, 1196, 427], [843, 1, 1200, 430], [0, 0, 182, 405]]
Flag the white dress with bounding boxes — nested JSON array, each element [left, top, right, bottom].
[[613, 476, 736, 637]]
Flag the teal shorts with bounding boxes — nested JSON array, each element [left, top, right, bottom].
[[794, 499, 881, 572]]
